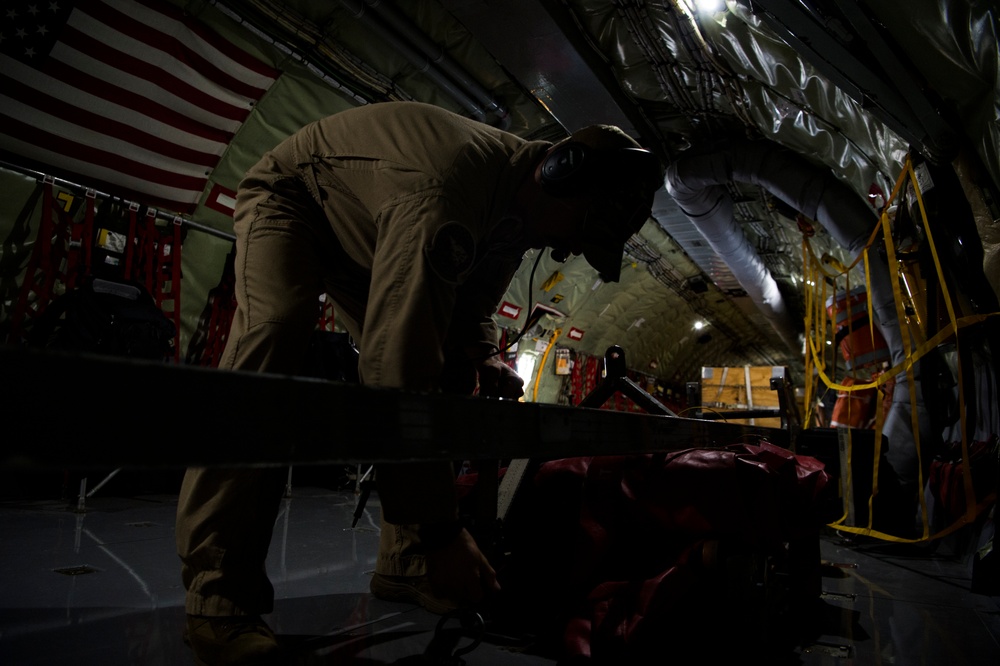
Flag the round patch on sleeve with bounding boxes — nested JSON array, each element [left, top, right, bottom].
[[425, 221, 476, 283]]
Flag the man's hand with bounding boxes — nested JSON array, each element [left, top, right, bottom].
[[476, 356, 524, 399], [425, 528, 500, 607]]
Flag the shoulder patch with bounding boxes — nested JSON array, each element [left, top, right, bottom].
[[425, 221, 476, 283]]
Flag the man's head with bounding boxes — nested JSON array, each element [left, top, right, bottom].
[[533, 125, 662, 282]]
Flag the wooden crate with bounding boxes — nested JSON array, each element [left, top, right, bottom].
[[700, 366, 783, 428]]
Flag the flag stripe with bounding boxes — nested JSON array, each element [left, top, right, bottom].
[[59, 26, 249, 124], [1, 125, 204, 212], [132, 0, 281, 81], [7, 55, 236, 145], [0, 94, 213, 180], [94, 0, 277, 97], [0, 74, 221, 167], [0, 0, 279, 215], [1, 113, 208, 192]]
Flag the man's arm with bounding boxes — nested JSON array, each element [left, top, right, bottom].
[[450, 249, 527, 399], [359, 194, 500, 605]]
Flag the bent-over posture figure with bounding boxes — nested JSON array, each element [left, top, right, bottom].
[[176, 101, 661, 665]]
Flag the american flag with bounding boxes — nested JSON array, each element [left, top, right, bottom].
[[0, 0, 280, 214]]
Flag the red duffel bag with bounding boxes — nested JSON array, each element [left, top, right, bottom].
[[492, 440, 837, 664]]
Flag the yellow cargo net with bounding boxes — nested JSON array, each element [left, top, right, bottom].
[[802, 154, 997, 543]]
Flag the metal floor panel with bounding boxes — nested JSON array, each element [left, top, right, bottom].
[[0, 482, 997, 665]]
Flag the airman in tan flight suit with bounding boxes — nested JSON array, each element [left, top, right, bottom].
[[176, 101, 661, 665]]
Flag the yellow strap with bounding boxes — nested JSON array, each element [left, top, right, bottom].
[[869, 368, 888, 532], [802, 238, 816, 426], [532, 328, 561, 403], [863, 248, 877, 359], [810, 153, 998, 541], [904, 160, 977, 526], [809, 312, 995, 392], [832, 493, 997, 543]]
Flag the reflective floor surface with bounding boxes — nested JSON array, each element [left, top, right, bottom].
[[0, 469, 998, 665]]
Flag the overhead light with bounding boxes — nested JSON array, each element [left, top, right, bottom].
[[515, 351, 539, 384], [692, 0, 725, 13]]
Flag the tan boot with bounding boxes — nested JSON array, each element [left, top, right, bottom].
[[370, 572, 460, 615], [184, 615, 281, 665]]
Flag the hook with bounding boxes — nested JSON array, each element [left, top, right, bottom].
[[423, 610, 484, 664]]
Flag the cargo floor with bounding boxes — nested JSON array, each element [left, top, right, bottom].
[[0, 478, 997, 665]]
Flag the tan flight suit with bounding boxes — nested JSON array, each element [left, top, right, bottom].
[[176, 102, 550, 616]]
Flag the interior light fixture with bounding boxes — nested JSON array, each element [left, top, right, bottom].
[[693, 0, 724, 13], [515, 351, 540, 385]]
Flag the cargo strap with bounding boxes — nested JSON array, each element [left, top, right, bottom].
[[5, 177, 182, 360], [0, 181, 43, 326], [6, 179, 96, 345]]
